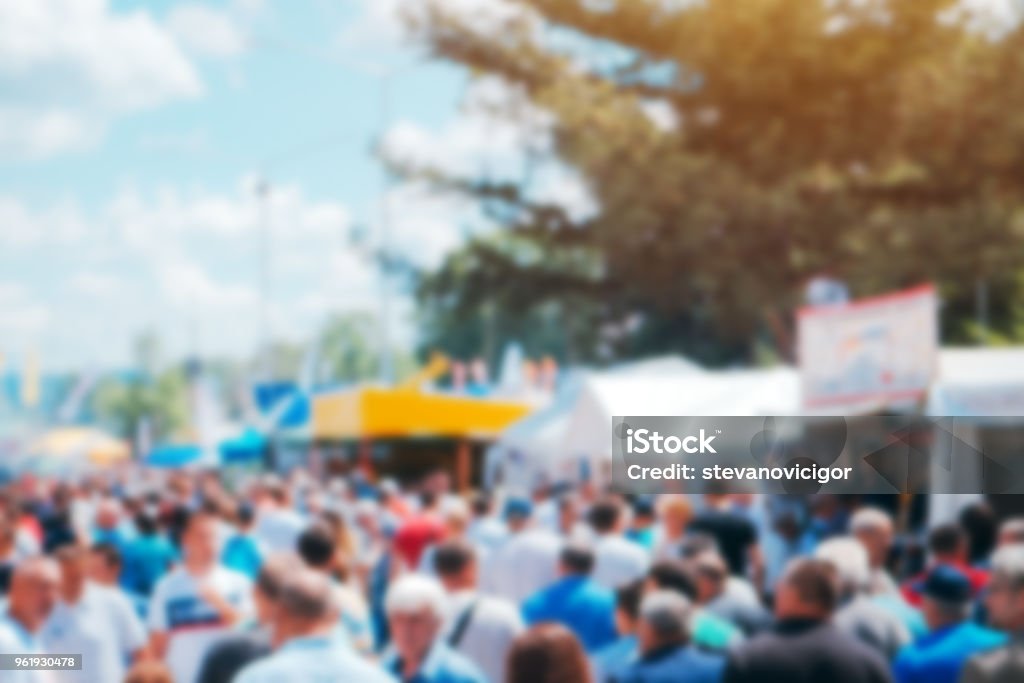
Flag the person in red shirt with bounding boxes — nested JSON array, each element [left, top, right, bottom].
[[902, 523, 989, 607], [393, 491, 447, 569]]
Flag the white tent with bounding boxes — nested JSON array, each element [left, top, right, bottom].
[[487, 356, 706, 490], [557, 366, 800, 486]]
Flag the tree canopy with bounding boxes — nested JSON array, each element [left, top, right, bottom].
[[393, 0, 1024, 366]]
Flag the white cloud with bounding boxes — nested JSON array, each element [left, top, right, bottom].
[[0, 178, 380, 368], [167, 4, 248, 59], [0, 0, 202, 159]]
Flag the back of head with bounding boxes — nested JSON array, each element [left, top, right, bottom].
[[560, 541, 595, 576], [647, 559, 698, 600], [433, 539, 476, 579], [587, 498, 621, 534], [777, 558, 839, 620], [638, 590, 691, 651], [928, 523, 966, 561], [506, 624, 590, 683], [385, 574, 447, 621], [959, 502, 997, 564], [277, 566, 337, 625], [999, 518, 1024, 547], [814, 537, 869, 595], [297, 523, 336, 569], [125, 661, 175, 683]]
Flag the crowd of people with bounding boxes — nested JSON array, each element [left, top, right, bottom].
[[0, 465, 1022, 683]]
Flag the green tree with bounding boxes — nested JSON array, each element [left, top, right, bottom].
[[396, 0, 1024, 364]]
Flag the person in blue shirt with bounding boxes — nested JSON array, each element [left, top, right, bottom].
[[592, 579, 643, 683], [614, 590, 725, 683], [625, 498, 657, 550], [384, 574, 487, 683], [234, 563, 395, 683], [893, 565, 1006, 683], [119, 511, 177, 596], [221, 503, 264, 580], [522, 540, 617, 652]]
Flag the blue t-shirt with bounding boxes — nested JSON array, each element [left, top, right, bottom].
[[893, 621, 1006, 683], [222, 534, 263, 580], [385, 642, 486, 683], [522, 575, 617, 652], [121, 534, 178, 596]]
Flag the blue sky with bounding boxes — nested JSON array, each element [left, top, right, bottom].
[[0, 0, 497, 371]]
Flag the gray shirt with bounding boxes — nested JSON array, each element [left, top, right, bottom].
[[960, 638, 1024, 683], [833, 595, 912, 661]]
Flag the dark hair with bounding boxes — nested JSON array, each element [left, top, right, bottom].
[[134, 511, 159, 536], [419, 490, 438, 510], [236, 502, 255, 526], [587, 499, 621, 533], [678, 533, 719, 560], [647, 560, 697, 600], [929, 523, 967, 557], [470, 493, 491, 517], [297, 524, 336, 569], [506, 624, 590, 683], [959, 503, 997, 564], [255, 556, 296, 601], [91, 542, 122, 570], [615, 579, 644, 620], [560, 542, 595, 575], [434, 539, 476, 577], [784, 558, 839, 614]]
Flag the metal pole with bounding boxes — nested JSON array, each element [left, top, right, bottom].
[[975, 279, 989, 345], [257, 178, 272, 378], [378, 74, 394, 384]]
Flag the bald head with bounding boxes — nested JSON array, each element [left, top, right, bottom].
[[9, 557, 61, 632]]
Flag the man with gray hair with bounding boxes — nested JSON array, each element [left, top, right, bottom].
[[613, 590, 725, 683], [814, 537, 911, 660], [850, 507, 899, 595], [0, 557, 61, 683], [383, 574, 486, 683], [961, 544, 1024, 683], [234, 565, 395, 683], [996, 518, 1024, 548]]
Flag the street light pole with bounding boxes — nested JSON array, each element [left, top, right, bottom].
[[256, 178, 272, 379]]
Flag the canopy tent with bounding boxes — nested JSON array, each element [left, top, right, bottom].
[[311, 386, 533, 441], [556, 366, 800, 486], [219, 427, 267, 464], [144, 444, 204, 469], [928, 347, 1024, 419], [487, 356, 709, 490], [25, 427, 130, 468]]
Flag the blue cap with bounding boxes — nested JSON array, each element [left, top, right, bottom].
[[917, 565, 972, 603], [503, 497, 533, 520]]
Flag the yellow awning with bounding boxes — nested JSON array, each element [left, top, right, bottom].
[[312, 387, 533, 441], [28, 427, 131, 466]]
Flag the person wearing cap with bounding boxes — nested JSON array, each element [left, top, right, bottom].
[[614, 590, 725, 683], [724, 558, 892, 683], [221, 502, 264, 580], [625, 497, 658, 550], [892, 565, 1006, 683], [481, 498, 560, 603], [691, 550, 772, 638], [962, 544, 1024, 683], [901, 524, 990, 608], [522, 541, 617, 652]]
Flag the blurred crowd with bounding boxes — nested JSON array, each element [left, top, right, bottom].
[[0, 466, 1022, 683]]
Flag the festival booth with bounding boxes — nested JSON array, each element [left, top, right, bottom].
[[554, 367, 801, 488], [311, 386, 533, 490], [20, 427, 131, 475], [927, 347, 1024, 523]]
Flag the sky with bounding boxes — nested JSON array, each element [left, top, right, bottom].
[[0, 0, 549, 372], [2, 0, 1015, 375]]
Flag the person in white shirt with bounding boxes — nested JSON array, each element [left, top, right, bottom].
[[253, 484, 306, 554], [148, 510, 253, 683], [434, 539, 525, 683], [588, 498, 649, 589], [466, 493, 507, 555], [0, 557, 61, 683], [481, 498, 561, 603], [41, 545, 146, 683]]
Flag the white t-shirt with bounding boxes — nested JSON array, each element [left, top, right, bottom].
[[254, 508, 306, 554], [148, 566, 253, 683], [0, 611, 49, 683], [443, 590, 524, 683], [41, 583, 145, 683], [592, 534, 649, 589], [482, 528, 561, 603]]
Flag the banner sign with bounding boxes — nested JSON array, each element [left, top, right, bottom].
[[798, 284, 938, 409]]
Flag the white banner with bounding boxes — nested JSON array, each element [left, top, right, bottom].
[[798, 284, 938, 410]]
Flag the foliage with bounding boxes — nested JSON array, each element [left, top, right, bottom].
[[397, 0, 1024, 365]]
